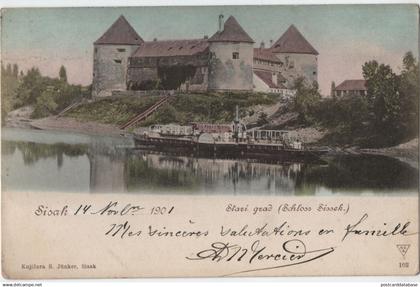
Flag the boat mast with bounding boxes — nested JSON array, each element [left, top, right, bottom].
[[233, 105, 240, 143]]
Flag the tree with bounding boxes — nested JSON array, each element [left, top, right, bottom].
[[363, 60, 402, 144], [330, 81, 336, 98], [398, 52, 419, 138], [6, 63, 12, 75], [1, 63, 20, 124], [59, 65, 67, 83], [403, 51, 416, 69], [32, 87, 59, 118], [292, 77, 322, 124], [15, 67, 43, 106], [12, 64, 19, 78]]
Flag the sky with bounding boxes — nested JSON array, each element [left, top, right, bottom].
[[1, 4, 419, 94]]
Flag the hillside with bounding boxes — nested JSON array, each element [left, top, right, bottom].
[[66, 92, 279, 127]]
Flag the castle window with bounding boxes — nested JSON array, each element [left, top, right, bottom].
[[94, 48, 98, 53], [117, 48, 126, 52], [114, 59, 122, 64], [313, 71, 317, 75], [289, 61, 294, 69], [232, 52, 239, 59]]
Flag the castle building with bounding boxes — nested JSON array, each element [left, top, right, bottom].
[[92, 16, 144, 98], [334, 79, 367, 97], [92, 15, 318, 97]]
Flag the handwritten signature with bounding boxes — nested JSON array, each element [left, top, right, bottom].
[[186, 239, 334, 276]]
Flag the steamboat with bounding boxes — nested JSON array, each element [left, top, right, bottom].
[[131, 108, 328, 163]]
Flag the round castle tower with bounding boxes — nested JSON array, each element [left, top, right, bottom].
[[270, 25, 319, 88], [92, 15, 143, 97], [207, 15, 255, 92]]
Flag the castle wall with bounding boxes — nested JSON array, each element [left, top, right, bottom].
[[185, 67, 209, 92], [127, 66, 159, 89], [274, 53, 317, 88], [127, 54, 209, 91], [92, 44, 140, 97], [208, 42, 253, 91]]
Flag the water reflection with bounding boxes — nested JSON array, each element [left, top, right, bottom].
[[2, 141, 87, 167], [1, 128, 418, 195], [124, 152, 302, 195]]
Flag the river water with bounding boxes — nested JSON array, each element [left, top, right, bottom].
[[1, 128, 418, 196]]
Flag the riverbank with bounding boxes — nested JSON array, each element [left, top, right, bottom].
[[4, 106, 34, 129], [27, 117, 420, 167], [4, 104, 418, 169], [358, 138, 419, 169], [30, 116, 122, 136]]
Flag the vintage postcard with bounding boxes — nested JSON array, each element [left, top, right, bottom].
[[1, 4, 419, 279]]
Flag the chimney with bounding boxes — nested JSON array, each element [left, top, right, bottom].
[[204, 35, 208, 39], [260, 41, 265, 49], [269, 39, 273, 47], [218, 14, 224, 32]]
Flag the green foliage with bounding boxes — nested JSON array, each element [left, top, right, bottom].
[[399, 52, 419, 139], [1, 63, 20, 123], [12, 64, 18, 78], [362, 61, 400, 136], [59, 65, 67, 83], [292, 77, 322, 124], [314, 95, 370, 146], [141, 105, 184, 126], [314, 52, 419, 148], [15, 67, 44, 106], [32, 88, 59, 118], [164, 92, 277, 125], [67, 96, 158, 125], [257, 112, 269, 126], [68, 92, 278, 127], [330, 81, 336, 98], [1, 63, 85, 119], [361, 54, 419, 145]]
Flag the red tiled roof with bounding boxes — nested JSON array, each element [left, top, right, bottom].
[[132, 39, 209, 58], [335, 80, 367, 91], [95, 15, 143, 45], [209, 16, 254, 43], [253, 48, 282, 63], [254, 70, 280, 89], [271, 25, 318, 55]]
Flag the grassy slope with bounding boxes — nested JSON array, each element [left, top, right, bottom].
[[67, 92, 278, 127], [67, 96, 159, 126]]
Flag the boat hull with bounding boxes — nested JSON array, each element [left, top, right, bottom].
[[133, 136, 327, 163]]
